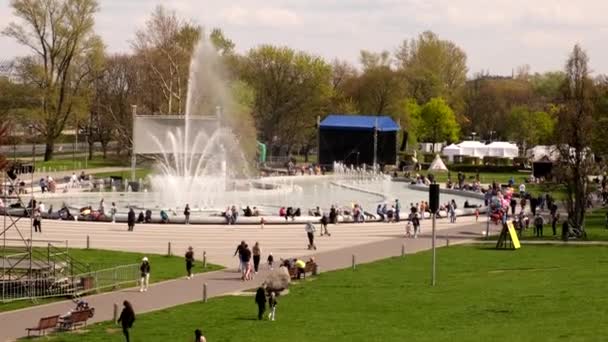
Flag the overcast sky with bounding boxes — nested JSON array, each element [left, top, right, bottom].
[[1, 0, 608, 76]]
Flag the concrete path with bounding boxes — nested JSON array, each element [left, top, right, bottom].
[[0, 218, 498, 341], [2, 216, 490, 268]]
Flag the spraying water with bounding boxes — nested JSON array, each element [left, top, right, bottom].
[[148, 38, 250, 209]]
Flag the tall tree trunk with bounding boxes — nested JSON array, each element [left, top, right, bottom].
[[43, 139, 54, 161], [101, 141, 108, 159], [88, 141, 94, 161]]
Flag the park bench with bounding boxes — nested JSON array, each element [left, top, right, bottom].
[[26, 315, 60, 337], [59, 308, 94, 330], [288, 261, 318, 280]]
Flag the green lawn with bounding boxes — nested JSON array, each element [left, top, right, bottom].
[[33, 156, 127, 172], [42, 244, 608, 342], [1, 248, 221, 312], [520, 207, 608, 241], [424, 171, 529, 185]]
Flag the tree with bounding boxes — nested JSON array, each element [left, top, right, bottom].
[[555, 44, 596, 233], [396, 31, 468, 107], [417, 97, 459, 151], [240, 45, 332, 156], [133, 5, 202, 114], [505, 106, 555, 150], [3, 0, 101, 161], [0, 122, 8, 170]]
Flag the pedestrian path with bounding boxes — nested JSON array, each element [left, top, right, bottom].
[[0, 221, 496, 341]]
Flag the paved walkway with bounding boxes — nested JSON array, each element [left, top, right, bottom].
[[0, 219, 497, 341]]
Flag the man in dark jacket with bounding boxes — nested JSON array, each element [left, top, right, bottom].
[[118, 300, 135, 342], [127, 208, 135, 231], [255, 286, 266, 320]]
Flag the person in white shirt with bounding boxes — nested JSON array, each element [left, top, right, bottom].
[[519, 183, 526, 196], [305, 222, 317, 250]]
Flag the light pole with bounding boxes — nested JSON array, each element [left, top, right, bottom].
[[471, 132, 477, 141]]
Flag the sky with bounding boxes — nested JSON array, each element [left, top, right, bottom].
[[1, 0, 608, 76]]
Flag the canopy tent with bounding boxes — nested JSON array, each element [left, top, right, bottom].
[[457, 141, 488, 158], [486, 141, 519, 158], [441, 144, 462, 162], [319, 114, 399, 166], [428, 154, 448, 172], [526, 145, 559, 162]]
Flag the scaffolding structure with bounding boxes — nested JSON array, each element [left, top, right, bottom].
[[1, 166, 37, 301]]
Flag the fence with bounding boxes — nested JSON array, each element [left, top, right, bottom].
[[0, 263, 139, 303]]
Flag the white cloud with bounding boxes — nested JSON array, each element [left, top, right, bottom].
[[220, 5, 300, 28], [1, 0, 608, 75]]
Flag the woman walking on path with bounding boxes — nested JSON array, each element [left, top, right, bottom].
[[185, 246, 195, 279], [139, 257, 150, 292], [110, 202, 117, 223], [252, 242, 261, 274], [118, 300, 135, 342], [184, 204, 191, 224]]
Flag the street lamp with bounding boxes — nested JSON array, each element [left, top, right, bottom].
[[471, 132, 477, 141]]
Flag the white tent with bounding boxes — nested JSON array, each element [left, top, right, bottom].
[[458, 141, 488, 158], [526, 145, 559, 162], [486, 141, 519, 158], [441, 144, 462, 162], [428, 154, 448, 172]]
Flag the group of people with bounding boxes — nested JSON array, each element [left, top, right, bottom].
[[39, 176, 58, 193], [234, 241, 267, 281], [375, 199, 402, 222]]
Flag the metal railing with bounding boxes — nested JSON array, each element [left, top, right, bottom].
[[0, 263, 139, 303]]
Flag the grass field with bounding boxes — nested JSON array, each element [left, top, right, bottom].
[[1, 248, 221, 312], [43, 244, 608, 342], [520, 207, 608, 241], [33, 157, 127, 172], [423, 171, 529, 185]]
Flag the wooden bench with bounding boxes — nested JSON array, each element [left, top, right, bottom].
[[26, 315, 60, 336], [288, 261, 318, 280], [59, 308, 94, 330]]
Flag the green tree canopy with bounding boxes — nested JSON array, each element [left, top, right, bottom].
[[417, 97, 459, 150], [240, 45, 332, 154], [505, 106, 555, 149]]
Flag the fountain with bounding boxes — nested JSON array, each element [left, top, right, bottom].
[[147, 39, 251, 209]]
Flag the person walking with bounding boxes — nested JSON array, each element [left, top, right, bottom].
[[412, 212, 420, 238], [117, 300, 135, 342], [110, 202, 117, 223], [534, 213, 544, 237], [320, 214, 331, 236], [252, 242, 261, 274], [127, 208, 135, 232], [394, 199, 401, 222], [234, 241, 246, 272], [305, 221, 317, 250], [185, 246, 195, 279], [33, 209, 42, 233], [255, 285, 266, 320], [184, 204, 191, 225], [139, 257, 150, 292], [268, 291, 277, 321], [329, 205, 337, 224], [194, 329, 207, 342], [241, 244, 252, 280], [552, 212, 560, 236]]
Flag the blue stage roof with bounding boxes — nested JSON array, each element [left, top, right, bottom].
[[319, 115, 399, 132]]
